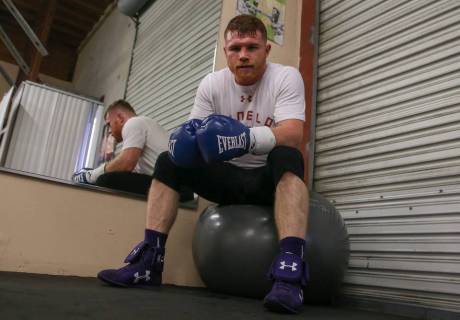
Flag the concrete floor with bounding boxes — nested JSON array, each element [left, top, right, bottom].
[[0, 271, 412, 320]]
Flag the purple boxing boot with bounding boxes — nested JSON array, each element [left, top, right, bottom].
[[97, 241, 164, 288], [263, 252, 309, 313]]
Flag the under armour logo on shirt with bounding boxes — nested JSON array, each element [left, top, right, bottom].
[[133, 270, 151, 283], [240, 95, 252, 103], [279, 260, 298, 272]]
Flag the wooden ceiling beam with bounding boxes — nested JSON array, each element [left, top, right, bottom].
[[15, 0, 57, 84], [49, 30, 82, 47], [53, 14, 95, 34], [1, 0, 112, 82], [11, 0, 110, 16], [29, 0, 57, 80], [0, 7, 36, 27], [3, 1, 100, 38], [50, 22, 86, 43], [62, 0, 111, 15], [3, 0, 36, 13], [55, 3, 99, 25]]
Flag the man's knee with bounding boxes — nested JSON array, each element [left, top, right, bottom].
[[155, 151, 174, 172], [267, 146, 304, 187], [153, 151, 182, 192]]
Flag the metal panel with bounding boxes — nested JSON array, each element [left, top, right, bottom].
[[343, 286, 460, 316], [316, 0, 460, 314], [3, 82, 104, 181], [0, 86, 15, 163], [0, 86, 14, 133], [126, 0, 221, 132]]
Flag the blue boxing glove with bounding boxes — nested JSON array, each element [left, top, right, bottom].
[[196, 114, 276, 163], [196, 115, 250, 163], [168, 119, 205, 168]]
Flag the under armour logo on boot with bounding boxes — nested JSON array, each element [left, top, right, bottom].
[[130, 247, 141, 256], [279, 260, 298, 271], [264, 253, 308, 313], [133, 270, 151, 283]]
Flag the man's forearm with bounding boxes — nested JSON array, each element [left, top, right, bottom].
[[105, 156, 133, 172], [104, 147, 142, 172], [271, 119, 304, 149]]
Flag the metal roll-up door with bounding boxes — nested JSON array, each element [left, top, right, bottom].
[[125, 0, 221, 131], [315, 0, 460, 314]]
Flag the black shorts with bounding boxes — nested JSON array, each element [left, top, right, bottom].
[[96, 171, 152, 195], [153, 146, 304, 205]]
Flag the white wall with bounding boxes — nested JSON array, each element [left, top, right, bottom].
[[72, 8, 136, 106], [0, 171, 205, 287]]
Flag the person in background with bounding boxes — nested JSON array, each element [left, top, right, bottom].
[[72, 99, 168, 196]]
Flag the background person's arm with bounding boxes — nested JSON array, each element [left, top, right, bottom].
[[105, 147, 142, 172]]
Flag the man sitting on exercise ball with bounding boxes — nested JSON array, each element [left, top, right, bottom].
[[97, 14, 309, 314]]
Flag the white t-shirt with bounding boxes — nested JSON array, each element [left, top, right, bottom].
[[190, 62, 305, 168], [121, 116, 168, 175]]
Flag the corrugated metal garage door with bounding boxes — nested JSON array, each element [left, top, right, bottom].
[[315, 0, 460, 313], [125, 0, 221, 132]]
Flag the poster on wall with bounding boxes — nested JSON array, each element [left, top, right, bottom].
[[236, 0, 286, 45]]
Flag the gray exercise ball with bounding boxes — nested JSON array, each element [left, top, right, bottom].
[[192, 191, 349, 303]]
